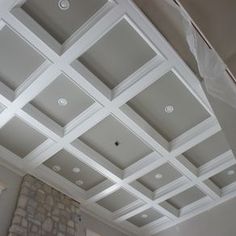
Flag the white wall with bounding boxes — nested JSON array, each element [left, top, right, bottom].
[[155, 196, 236, 236], [0, 164, 22, 236], [78, 210, 130, 236]]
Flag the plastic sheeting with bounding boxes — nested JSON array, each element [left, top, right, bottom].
[[166, 0, 236, 109]]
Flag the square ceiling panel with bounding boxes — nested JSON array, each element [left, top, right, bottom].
[[210, 165, 236, 189], [127, 208, 163, 227], [137, 163, 182, 192], [22, 0, 108, 44], [128, 71, 210, 141], [97, 188, 137, 212], [166, 187, 205, 209], [31, 74, 94, 127], [43, 149, 106, 191], [0, 117, 46, 157], [80, 116, 152, 169], [79, 19, 156, 88], [183, 131, 230, 167], [0, 25, 44, 90]]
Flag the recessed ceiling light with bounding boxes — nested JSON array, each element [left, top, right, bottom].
[[227, 170, 235, 176], [52, 165, 61, 172], [57, 98, 68, 106], [75, 180, 84, 186], [58, 0, 70, 10], [155, 173, 163, 179], [72, 167, 80, 173], [164, 105, 174, 114], [141, 214, 148, 219]]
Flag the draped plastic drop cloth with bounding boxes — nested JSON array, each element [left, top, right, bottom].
[[166, 0, 236, 109]]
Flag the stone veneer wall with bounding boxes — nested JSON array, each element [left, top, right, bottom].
[[8, 175, 81, 236]]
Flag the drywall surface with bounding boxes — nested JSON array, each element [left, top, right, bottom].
[[155, 196, 236, 236], [0, 165, 22, 236], [79, 210, 130, 236]]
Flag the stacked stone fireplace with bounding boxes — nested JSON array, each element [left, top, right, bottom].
[[8, 175, 81, 236]]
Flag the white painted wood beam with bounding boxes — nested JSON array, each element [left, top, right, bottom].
[[123, 152, 166, 184], [170, 117, 221, 156], [0, 0, 236, 234]]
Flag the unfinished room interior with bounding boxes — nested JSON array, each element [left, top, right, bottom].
[[0, 0, 236, 235]]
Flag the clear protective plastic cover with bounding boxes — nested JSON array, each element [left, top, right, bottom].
[[166, 0, 236, 109]]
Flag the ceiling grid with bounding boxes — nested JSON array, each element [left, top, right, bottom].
[[0, 0, 236, 235]]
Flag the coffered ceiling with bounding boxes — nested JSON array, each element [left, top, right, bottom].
[[0, 0, 236, 235]]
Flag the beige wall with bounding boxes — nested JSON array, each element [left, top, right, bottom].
[[78, 210, 129, 236], [0, 165, 22, 236], [155, 196, 236, 236]]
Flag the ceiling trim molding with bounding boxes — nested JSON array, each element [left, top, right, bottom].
[[0, 0, 235, 235]]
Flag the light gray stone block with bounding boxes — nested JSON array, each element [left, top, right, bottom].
[[8, 175, 80, 236]]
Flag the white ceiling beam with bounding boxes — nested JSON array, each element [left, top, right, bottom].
[[4, 9, 61, 60], [0, 0, 24, 14], [31, 165, 87, 202], [170, 117, 221, 156], [0, 81, 14, 106], [67, 61, 112, 105], [179, 196, 212, 217], [86, 180, 120, 203], [222, 182, 236, 197], [113, 199, 145, 221], [66, 142, 123, 182], [61, 5, 125, 63], [154, 177, 193, 203], [17, 105, 63, 140], [0, 0, 235, 234], [115, 177, 191, 224], [112, 106, 169, 156], [116, 0, 213, 116], [112, 58, 171, 107], [123, 152, 166, 184], [199, 150, 236, 180], [61, 0, 117, 53], [114, 204, 150, 223], [203, 180, 222, 198], [0, 19, 6, 30], [170, 157, 221, 200], [22, 108, 110, 168], [123, 184, 178, 220], [0, 64, 60, 128], [64, 103, 102, 135]]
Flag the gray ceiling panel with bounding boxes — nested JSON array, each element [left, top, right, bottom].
[[32, 74, 94, 126], [22, 0, 108, 43], [211, 165, 236, 189], [0, 26, 44, 90], [44, 149, 106, 191], [184, 132, 230, 167], [128, 71, 210, 141], [0, 117, 46, 157], [97, 188, 137, 212], [138, 163, 182, 191], [167, 187, 205, 209], [127, 208, 163, 227], [80, 116, 152, 169], [79, 19, 156, 88]]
